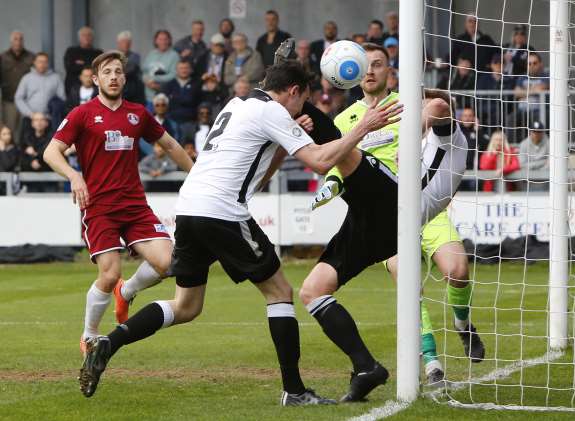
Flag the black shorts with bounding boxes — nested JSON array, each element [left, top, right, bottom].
[[171, 215, 280, 287], [319, 151, 398, 286]]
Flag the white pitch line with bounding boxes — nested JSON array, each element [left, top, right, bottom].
[[426, 349, 565, 402], [347, 400, 411, 421], [347, 349, 566, 421]]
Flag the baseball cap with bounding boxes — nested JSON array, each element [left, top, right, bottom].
[[211, 33, 225, 45], [384, 37, 398, 48], [529, 120, 545, 131]]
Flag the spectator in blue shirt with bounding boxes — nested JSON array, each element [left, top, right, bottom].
[[162, 60, 202, 124], [384, 37, 398, 69]]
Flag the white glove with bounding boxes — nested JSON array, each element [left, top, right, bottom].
[[312, 180, 343, 210]]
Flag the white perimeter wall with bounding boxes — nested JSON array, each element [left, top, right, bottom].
[[0, 192, 570, 247]]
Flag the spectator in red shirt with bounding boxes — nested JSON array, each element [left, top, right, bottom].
[[479, 130, 520, 192], [43, 51, 193, 359]]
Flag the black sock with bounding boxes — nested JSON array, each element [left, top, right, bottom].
[[312, 299, 376, 373], [108, 302, 165, 356], [267, 302, 306, 394]]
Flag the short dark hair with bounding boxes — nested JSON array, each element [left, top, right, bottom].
[[362, 42, 389, 61], [261, 61, 313, 93], [177, 59, 191, 66], [219, 18, 235, 32], [153, 29, 172, 48], [91, 50, 127, 74], [529, 51, 542, 62], [266, 10, 279, 18], [370, 19, 384, 29]]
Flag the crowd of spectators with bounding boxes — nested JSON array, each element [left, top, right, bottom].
[[0, 10, 554, 194]]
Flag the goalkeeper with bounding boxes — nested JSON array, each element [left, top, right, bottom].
[[299, 43, 484, 401]]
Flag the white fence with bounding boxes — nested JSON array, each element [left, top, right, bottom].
[[0, 191, 569, 247]]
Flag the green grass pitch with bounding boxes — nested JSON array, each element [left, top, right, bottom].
[[0, 258, 573, 420]]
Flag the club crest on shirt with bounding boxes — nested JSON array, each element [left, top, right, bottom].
[[94, 115, 103, 124], [127, 113, 139, 125], [104, 130, 134, 151], [292, 126, 302, 137]]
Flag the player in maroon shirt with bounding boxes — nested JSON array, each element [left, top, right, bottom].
[[44, 51, 194, 354]]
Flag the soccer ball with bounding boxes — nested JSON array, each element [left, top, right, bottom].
[[320, 40, 368, 90]]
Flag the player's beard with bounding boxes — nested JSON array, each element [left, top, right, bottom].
[[361, 78, 387, 97], [100, 85, 123, 101]]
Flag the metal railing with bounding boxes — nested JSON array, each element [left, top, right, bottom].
[[1, 169, 572, 196]]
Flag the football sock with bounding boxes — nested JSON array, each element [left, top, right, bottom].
[[421, 302, 438, 365], [121, 260, 162, 301], [83, 282, 112, 339], [448, 283, 472, 331], [267, 302, 306, 395], [307, 295, 376, 373], [108, 301, 174, 356]]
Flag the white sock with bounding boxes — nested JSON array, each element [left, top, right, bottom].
[[121, 260, 161, 301], [83, 283, 112, 339], [454, 317, 469, 331], [425, 359, 443, 376], [154, 300, 175, 328]]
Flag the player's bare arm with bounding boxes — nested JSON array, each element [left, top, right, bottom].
[[44, 139, 89, 209], [295, 100, 402, 174], [156, 131, 194, 172]]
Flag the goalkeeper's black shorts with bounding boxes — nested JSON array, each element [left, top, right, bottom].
[[318, 151, 399, 287]]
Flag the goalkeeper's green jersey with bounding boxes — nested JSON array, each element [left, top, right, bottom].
[[327, 91, 400, 181]]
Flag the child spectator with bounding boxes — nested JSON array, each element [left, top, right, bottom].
[[180, 104, 213, 160], [139, 142, 177, 177], [139, 142, 178, 192], [0, 125, 19, 172], [66, 67, 97, 112], [480, 130, 520, 192], [21, 112, 51, 172]]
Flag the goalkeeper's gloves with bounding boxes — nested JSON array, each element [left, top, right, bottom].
[[312, 178, 344, 210]]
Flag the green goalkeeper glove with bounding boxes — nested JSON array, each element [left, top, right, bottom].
[[312, 179, 344, 210]]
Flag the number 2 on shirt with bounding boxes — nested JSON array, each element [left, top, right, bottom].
[[203, 112, 232, 151]]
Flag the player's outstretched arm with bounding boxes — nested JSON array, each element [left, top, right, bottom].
[[156, 132, 194, 172], [295, 100, 403, 175], [44, 139, 89, 209]]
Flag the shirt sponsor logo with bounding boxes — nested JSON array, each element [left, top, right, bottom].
[[57, 118, 68, 131], [104, 130, 134, 151], [154, 224, 168, 233], [360, 130, 394, 149], [127, 113, 139, 125], [94, 115, 103, 123]]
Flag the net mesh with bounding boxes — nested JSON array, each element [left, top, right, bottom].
[[420, 0, 575, 411]]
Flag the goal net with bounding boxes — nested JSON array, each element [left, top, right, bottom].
[[414, 0, 575, 412]]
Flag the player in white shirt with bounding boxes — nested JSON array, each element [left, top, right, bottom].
[[79, 61, 403, 405]]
